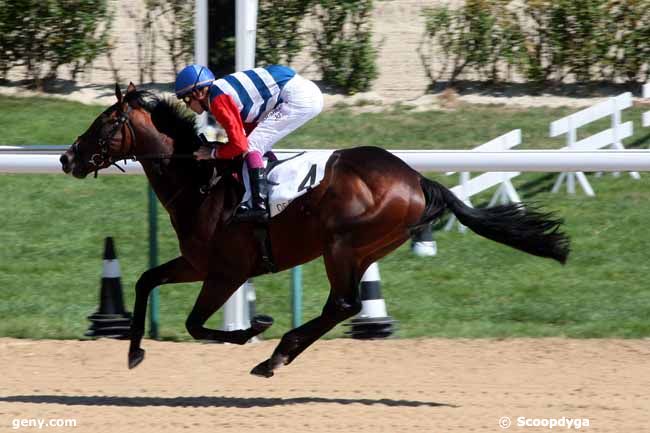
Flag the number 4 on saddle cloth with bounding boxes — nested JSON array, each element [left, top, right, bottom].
[[241, 151, 331, 218], [236, 151, 331, 273]]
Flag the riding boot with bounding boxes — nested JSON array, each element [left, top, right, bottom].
[[235, 167, 269, 223]]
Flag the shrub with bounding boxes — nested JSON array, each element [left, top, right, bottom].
[[159, 0, 194, 76], [419, 0, 648, 88], [516, 0, 609, 84], [256, 0, 313, 65], [604, 0, 650, 83], [1, 0, 113, 88], [420, 0, 522, 87], [0, 1, 21, 81], [312, 0, 378, 94]]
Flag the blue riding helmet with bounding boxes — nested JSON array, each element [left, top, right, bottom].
[[175, 64, 215, 98]]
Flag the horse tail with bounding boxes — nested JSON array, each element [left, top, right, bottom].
[[415, 177, 570, 264]]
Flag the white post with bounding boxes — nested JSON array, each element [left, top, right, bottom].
[[458, 171, 470, 233], [550, 106, 594, 196], [609, 98, 621, 177], [223, 281, 250, 331], [610, 97, 640, 179], [235, 0, 258, 71], [194, 0, 209, 130], [194, 0, 208, 66], [223, 0, 259, 332], [566, 117, 578, 194], [643, 84, 650, 127]]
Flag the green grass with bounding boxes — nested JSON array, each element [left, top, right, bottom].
[[1, 94, 650, 340], [0, 95, 105, 145]]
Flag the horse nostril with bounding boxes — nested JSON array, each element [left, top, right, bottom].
[[60, 154, 71, 173]]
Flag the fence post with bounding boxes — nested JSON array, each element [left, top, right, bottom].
[[642, 83, 650, 126], [291, 266, 302, 328]]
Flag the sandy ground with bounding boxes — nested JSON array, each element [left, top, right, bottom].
[[1, 337, 648, 433]]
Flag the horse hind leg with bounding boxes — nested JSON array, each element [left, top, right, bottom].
[[251, 244, 363, 378], [185, 277, 274, 345]]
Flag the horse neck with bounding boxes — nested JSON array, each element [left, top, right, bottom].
[[130, 111, 236, 229], [133, 125, 195, 214]]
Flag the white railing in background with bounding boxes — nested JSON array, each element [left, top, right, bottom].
[[445, 129, 522, 232], [549, 92, 639, 196], [6, 146, 650, 173]]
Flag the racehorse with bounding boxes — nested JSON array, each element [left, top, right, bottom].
[[60, 83, 570, 378]]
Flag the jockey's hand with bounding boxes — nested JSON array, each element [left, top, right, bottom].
[[194, 145, 215, 160]]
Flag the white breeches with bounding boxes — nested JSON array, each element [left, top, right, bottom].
[[247, 74, 324, 155]]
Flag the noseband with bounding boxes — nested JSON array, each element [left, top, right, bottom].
[[87, 104, 137, 177]]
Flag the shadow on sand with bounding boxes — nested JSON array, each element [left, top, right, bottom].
[[0, 394, 456, 409]]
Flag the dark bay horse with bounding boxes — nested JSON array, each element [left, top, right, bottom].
[[60, 83, 570, 378]]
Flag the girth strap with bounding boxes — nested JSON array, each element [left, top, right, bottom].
[[253, 226, 277, 274]]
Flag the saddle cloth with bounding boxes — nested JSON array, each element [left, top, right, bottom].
[[240, 151, 332, 217]]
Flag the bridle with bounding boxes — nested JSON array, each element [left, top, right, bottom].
[[78, 98, 223, 203], [83, 102, 194, 178], [84, 103, 137, 177]]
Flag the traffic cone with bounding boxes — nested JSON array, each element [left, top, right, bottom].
[[344, 262, 396, 339], [85, 237, 131, 339], [411, 223, 437, 257]]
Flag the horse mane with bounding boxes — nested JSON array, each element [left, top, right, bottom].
[[124, 89, 243, 200], [125, 90, 199, 156]]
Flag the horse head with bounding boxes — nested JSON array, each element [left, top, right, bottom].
[[60, 83, 152, 178]]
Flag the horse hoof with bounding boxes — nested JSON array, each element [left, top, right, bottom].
[[251, 315, 274, 332], [128, 348, 145, 369], [250, 360, 274, 378]]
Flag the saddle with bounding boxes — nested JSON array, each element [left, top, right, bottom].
[[198, 148, 331, 274]]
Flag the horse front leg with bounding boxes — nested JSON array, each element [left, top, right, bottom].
[[128, 256, 203, 369], [185, 277, 274, 344]]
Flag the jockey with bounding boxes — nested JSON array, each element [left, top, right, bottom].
[[174, 64, 324, 222]]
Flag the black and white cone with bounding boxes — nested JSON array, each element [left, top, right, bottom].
[[345, 262, 395, 339], [411, 223, 437, 257], [85, 237, 131, 339]]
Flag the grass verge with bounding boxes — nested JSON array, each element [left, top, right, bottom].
[[1, 95, 649, 340]]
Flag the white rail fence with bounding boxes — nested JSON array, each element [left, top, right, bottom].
[[549, 92, 640, 196], [445, 129, 522, 232], [5, 147, 650, 173]]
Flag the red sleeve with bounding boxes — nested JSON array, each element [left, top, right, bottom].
[[209, 94, 249, 159]]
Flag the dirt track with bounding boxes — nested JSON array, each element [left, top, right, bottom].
[[1, 337, 648, 432]]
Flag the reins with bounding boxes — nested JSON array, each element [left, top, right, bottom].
[[86, 94, 226, 200], [89, 102, 196, 176]]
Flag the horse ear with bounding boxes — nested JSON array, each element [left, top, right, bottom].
[[127, 82, 137, 93], [115, 83, 123, 102]]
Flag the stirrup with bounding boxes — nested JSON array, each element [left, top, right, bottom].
[[236, 202, 252, 214], [233, 205, 269, 223]]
